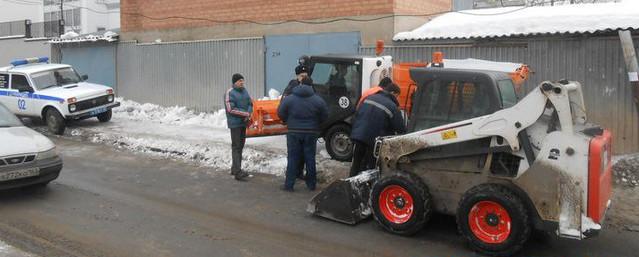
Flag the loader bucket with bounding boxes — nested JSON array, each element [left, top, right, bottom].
[[307, 169, 380, 225]]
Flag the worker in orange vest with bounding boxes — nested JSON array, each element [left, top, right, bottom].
[[357, 77, 393, 109]]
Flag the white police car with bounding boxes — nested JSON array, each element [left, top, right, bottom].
[[0, 102, 62, 189], [0, 57, 120, 134]]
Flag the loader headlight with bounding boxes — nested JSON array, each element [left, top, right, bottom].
[[36, 147, 58, 161], [69, 104, 77, 112], [107, 95, 114, 102]]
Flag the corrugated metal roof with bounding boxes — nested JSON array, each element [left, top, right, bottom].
[[394, 2, 639, 41]]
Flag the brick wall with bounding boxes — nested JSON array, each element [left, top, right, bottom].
[[121, 0, 397, 32], [394, 0, 451, 15]]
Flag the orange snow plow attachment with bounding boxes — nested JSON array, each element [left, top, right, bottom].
[[246, 99, 287, 137]]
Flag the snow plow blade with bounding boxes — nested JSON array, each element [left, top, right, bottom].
[[307, 169, 379, 225]]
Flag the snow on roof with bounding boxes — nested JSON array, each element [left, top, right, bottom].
[[435, 58, 522, 73], [393, 2, 639, 41], [48, 31, 119, 44]]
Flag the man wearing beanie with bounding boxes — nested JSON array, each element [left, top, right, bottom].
[[350, 83, 406, 177], [225, 73, 253, 181]]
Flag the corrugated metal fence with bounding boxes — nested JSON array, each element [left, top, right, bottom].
[[361, 36, 639, 153], [116, 38, 264, 112]]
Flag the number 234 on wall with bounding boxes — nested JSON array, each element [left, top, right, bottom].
[[17, 99, 26, 110]]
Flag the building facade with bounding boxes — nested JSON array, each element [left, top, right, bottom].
[[120, 0, 451, 45], [43, 0, 120, 35]]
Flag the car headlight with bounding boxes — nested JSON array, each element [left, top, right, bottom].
[[107, 95, 114, 102], [69, 104, 77, 112], [36, 147, 58, 161]]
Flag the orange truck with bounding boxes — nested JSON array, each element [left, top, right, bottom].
[[247, 51, 530, 161]]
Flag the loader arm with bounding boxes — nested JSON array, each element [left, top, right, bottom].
[[377, 81, 587, 170]]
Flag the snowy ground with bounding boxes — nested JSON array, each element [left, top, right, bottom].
[[55, 98, 350, 183], [613, 153, 639, 187], [0, 241, 34, 257]]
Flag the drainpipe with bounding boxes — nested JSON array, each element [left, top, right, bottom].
[[618, 30, 639, 115]]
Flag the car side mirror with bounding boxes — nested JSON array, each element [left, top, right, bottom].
[[81, 75, 89, 81]]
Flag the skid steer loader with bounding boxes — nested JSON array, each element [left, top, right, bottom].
[[308, 67, 613, 256]]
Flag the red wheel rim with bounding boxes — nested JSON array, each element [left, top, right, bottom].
[[378, 185, 414, 224], [468, 201, 512, 244]]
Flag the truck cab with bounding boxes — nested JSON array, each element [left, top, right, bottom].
[[305, 55, 392, 161]]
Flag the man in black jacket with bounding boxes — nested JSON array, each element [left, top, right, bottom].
[[282, 64, 309, 97], [350, 83, 406, 177], [277, 77, 328, 191]]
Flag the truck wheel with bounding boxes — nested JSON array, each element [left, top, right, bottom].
[[97, 110, 112, 122], [371, 172, 432, 236], [324, 124, 353, 162], [45, 108, 66, 135], [456, 184, 531, 257]]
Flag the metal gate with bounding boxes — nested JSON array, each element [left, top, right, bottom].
[[265, 32, 360, 93], [60, 43, 117, 88]]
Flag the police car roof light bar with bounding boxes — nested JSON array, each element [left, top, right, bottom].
[[10, 57, 49, 67]]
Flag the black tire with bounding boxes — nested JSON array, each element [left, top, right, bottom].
[[456, 184, 531, 257], [97, 109, 112, 122], [324, 123, 353, 162], [45, 108, 66, 135], [371, 172, 432, 236]]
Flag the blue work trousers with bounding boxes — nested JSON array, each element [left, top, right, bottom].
[[284, 132, 318, 190]]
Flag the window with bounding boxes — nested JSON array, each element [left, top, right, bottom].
[[11, 75, 32, 92], [31, 67, 82, 90], [311, 62, 360, 99], [0, 74, 8, 89], [497, 80, 517, 108], [413, 80, 492, 130]]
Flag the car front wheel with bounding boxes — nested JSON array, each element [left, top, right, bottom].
[[45, 108, 66, 135]]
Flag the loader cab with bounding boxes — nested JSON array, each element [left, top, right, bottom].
[[407, 68, 517, 132]]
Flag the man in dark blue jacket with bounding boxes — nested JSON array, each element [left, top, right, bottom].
[[350, 83, 406, 177], [277, 77, 328, 191], [225, 73, 253, 181]]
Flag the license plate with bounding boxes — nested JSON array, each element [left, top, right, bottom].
[[89, 107, 108, 116], [0, 168, 40, 182]]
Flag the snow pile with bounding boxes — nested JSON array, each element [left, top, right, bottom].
[[394, 2, 639, 40], [88, 132, 288, 176], [268, 89, 281, 99], [49, 31, 119, 44], [60, 31, 79, 39], [613, 153, 639, 187], [114, 98, 228, 128], [57, 97, 350, 179]]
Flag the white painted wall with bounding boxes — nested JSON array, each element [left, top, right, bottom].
[[42, 0, 119, 34], [0, 1, 44, 23]]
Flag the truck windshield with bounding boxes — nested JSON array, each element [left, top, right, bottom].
[[497, 80, 518, 108], [31, 67, 82, 90], [0, 103, 22, 127]]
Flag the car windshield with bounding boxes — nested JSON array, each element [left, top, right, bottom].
[[31, 67, 82, 90], [0, 103, 22, 127]]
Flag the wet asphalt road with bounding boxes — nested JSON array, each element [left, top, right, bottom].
[[0, 136, 638, 257]]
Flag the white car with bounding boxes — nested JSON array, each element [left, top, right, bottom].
[[0, 57, 120, 134], [0, 102, 62, 189]]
